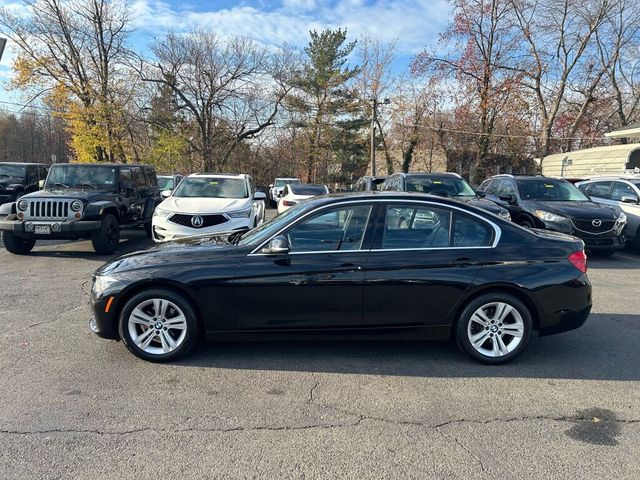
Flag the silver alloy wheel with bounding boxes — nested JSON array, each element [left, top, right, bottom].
[[128, 298, 188, 355], [467, 301, 524, 357]]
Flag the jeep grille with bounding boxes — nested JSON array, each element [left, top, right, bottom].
[[24, 199, 74, 221]]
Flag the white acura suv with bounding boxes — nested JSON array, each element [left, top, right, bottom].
[[152, 173, 266, 242]]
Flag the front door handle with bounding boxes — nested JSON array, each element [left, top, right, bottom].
[[450, 257, 479, 266]]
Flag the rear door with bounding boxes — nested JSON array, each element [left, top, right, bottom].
[[363, 201, 495, 327]]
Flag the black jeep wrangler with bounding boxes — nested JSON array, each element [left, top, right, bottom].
[[0, 163, 161, 255], [0, 162, 50, 205]]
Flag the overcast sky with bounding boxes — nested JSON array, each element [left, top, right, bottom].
[[0, 0, 452, 108]]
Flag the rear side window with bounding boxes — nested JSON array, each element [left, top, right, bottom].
[[120, 168, 133, 185], [132, 167, 146, 188], [380, 205, 452, 249], [145, 168, 158, 187], [496, 180, 515, 197], [453, 213, 494, 247]]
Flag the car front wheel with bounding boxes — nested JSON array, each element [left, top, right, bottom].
[[119, 289, 199, 362], [1, 231, 35, 254], [91, 214, 120, 254], [456, 293, 532, 364]]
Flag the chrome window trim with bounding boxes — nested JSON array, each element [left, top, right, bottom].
[[249, 199, 502, 256]]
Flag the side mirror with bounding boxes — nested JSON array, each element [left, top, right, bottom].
[[262, 235, 289, 254], [477, 191, 486, 198], [499, 194, 516, 204], [269, 184, 274, 188], [254, 191, 266, 200], [620, 195, 639, 204], [161, 189, 172, 198]]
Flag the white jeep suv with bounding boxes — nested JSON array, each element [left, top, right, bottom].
[[152, 173, 266, 242]]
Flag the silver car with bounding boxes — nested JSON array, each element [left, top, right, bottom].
[[577, 176, 640, 245]]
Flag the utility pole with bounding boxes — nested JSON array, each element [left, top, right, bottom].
[[370, 97, 390, 176]]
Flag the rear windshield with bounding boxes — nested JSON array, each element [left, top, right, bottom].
[[275, 179, 300, 187], [405, 177, 476, 197], [290, 184, 326, 195], [516, 179, 589, 201]]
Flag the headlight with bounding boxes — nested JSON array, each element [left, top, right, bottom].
[[17, 199, 28, 211], [498, 209, 511, 220], [92, 275, 119, 295], [153, 207, 172, 218], [227, 207, 252, 218], [616, 212, 627, 223], [534, 210, 567, 223], [70, 200, 83, 212]]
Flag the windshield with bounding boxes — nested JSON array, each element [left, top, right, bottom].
[[631, 181, 640, 189], [45, 165, 117, 189], [173, 177, 248, 198], [405, 177, 476, 197], [0, 164, 26, 178], [517, 179, 590, 201], [275, 179, 300, 187], [157, 176, 174, 190], [290, 184, 326, 195], [238, 202, 307, 246]]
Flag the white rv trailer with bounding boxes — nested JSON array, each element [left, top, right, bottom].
[[542, 143, 640, 179]]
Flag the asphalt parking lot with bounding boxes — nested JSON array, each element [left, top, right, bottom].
[[1, 211, 639, 479]]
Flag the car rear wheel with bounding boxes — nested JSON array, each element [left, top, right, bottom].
[[119, 289, 199, 362], [91, 214, 120, 254], [1, 231, 35, 255], [456, 293, 532, 364]]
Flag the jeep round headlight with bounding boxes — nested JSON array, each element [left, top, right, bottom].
[[17, 199, 28, 211], [70, 200, 83, 212]]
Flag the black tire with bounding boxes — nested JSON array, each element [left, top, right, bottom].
[[456, 293, 533, 365], [91, 214, 120, 255], [1, 231, 35, 255], [118, 289, 199, 362], [517, 217, 534, 229], [590, 249, 616, 257]]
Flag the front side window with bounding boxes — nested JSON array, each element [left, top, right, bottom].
[[173, 177, 248, 199], [119, 168, 133, 186], [285, 205, 372, 252], [611, 182, 638, 201], [0, 164, 26, 178], [584, 181, 612, 199], [380, 205, 452, 249], [157, 176, 174, 191], [497, 180, 515, 197]]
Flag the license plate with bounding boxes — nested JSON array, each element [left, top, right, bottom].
[[34, 225, 51, 235]]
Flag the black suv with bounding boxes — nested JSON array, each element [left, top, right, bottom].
[[0, 162, 49, 205], [380, 172, 511, 220], [0, 163, 161, 255], [477, 175, 627, 255], [353, 175, 387, 192]]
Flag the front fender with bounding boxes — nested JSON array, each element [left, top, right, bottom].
[[0, 202, 16, 216], [84, 201, 118, 220]]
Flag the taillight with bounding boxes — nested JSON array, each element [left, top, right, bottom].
[[283, 200, 297, 206], [568, 250, 587, 273]]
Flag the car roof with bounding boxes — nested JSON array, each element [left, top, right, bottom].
[[0, 162, 50, 166], [50, 163, 155, 168], [397, 172, 462, 179], [189, 173, 247, 179], [299, 191, 482, 209], [580, 176, 640, 181]]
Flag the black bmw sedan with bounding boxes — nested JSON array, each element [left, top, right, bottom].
[[90, 192, 592, 364]]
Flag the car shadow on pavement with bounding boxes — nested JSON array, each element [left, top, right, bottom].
[[27, 233, 154, 259], [176, 313, 640, 381]]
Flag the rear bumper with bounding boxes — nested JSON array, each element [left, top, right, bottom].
[[534, 275, 593, 336]]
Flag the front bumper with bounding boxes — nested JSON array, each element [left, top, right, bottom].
[[0, 219, 102, 236], [152, 215, 252, 242], [541, 220, 627, 251], [90, 289, 119, 340]]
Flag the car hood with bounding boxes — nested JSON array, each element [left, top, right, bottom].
[[97, 235, 246, 275], [453, 196, 507, 215], [527, 200, 619, 220], [160, 196, 251, 214], [0, 176, 24, 187], [22, 188, 114, 202]]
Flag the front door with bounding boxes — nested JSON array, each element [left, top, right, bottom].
[[233, 204, 374, 330], [363, 202, 492, 327]]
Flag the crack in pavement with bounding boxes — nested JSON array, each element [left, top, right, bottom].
[[27, 304, 83, 329], [434, 426, 488, 476]]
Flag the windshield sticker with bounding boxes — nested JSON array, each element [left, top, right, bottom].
[[544, 184, 555, 188]]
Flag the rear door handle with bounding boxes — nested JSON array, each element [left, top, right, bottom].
[[450, 258, 480, 266]]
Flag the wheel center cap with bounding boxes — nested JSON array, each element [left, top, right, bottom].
[[154, 322, 163, 330], [490, 325, 499, 333]]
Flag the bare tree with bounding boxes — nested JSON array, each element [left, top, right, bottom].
[[141, 29, 295, 172]]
